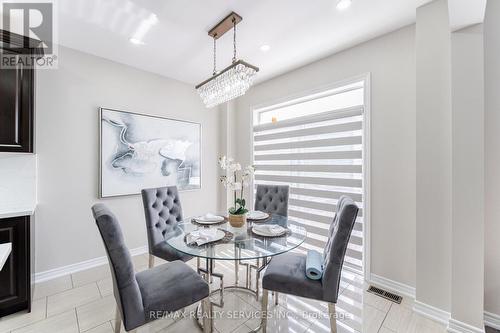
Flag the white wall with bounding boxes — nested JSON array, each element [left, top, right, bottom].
[[484, 0, 500, 320], [234, 25, 417, 288], [35, 46, 220, 273], [450, 23, 484, 329], [415, 0, 452, 313]]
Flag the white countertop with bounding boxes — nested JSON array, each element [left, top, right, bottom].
[[0, 206, 35, 219], [0, 243, 12, 271]]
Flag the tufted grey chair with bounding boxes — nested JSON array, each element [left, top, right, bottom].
[[260, 196, 358, 333], [91, 203, 212, 333], [254, 185, 289, 217], [141, 186, 192, 268]]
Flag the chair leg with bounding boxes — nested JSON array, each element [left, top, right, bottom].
[[275, 292, 279, 305], [235, 259, 239, 285], [201, 297, 213, 333], [261, 289, 268, 333], [148, 254, 154, 269], [328, 303, 337, 333], [114, 306, 122, 333]]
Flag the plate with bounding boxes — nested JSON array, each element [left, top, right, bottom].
[[193, 215, 225, 224], [187, 229, 226, 246], [252, 225, 287, 237], [247, 211, 269, 221]]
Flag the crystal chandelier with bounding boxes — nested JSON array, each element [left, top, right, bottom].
[[196, 12, 259, 108]]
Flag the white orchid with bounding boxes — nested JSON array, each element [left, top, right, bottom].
[[218, 156, 254, 215]]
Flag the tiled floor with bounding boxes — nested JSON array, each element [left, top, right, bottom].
[[0, 253, 447, 333]]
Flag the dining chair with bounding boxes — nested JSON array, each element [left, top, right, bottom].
[[254, 184, 289, 217], [260, 196, 359, 333], [237, 184, 290, 288], [141, 186, 192, 268], [91, 203, 212, 333]]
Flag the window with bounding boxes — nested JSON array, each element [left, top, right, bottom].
[[252, 79, 367, 274]]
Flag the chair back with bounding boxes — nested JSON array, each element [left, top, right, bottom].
[[141, 186, 184, 253], [91, 204, 144, 330], [254, 184, 289, 217], [322, 196, 359, 303]]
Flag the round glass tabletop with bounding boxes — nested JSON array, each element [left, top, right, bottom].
[[165, 214, 307, 260]]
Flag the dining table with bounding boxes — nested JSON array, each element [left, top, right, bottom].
[[165, 213, 307, 332]]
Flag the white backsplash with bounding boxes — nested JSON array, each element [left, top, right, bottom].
[[0, 153, 37, 215]]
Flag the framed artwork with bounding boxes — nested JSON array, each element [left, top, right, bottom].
[[99, 107, 201, 198]]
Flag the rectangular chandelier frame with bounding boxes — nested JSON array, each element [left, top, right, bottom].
[[195, 59, 259, 90]]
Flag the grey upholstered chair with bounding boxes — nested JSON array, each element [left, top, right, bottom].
[[260, 196, 359, 333], [254, 184, 289, 217], [91, 204, 212, 333], [141, 186, 192, 268]]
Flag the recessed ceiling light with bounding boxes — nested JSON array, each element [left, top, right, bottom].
[[129, 37, 145, 45], [337, 0, 352, 10], [260, 44, 271, 52]]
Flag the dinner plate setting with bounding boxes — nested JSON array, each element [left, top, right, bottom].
[[192, 213, 225, 225], [252, 224, 288, 237], [247, 210, 270, 221]]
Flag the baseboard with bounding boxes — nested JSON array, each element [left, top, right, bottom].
[[413, 300, 451, 325], [485, 311, 500, 330], [369, 273, 416, 298], [447, 318, 485, 333], [34, 245, 148, 283]]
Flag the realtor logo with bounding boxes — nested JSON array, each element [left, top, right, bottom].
[[1, 1, 58, 69]]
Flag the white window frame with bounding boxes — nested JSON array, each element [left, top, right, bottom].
[[249, 73, 371, 281]]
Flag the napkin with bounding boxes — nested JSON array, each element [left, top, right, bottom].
[[305, 250, 324, 280], [186, 228, 219, 246], [253, 224, 286, 237]]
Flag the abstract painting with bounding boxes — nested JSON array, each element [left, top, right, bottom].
[[99, 108, 201, 198]]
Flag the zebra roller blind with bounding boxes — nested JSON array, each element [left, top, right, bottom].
[[253, 90, 365, 274]]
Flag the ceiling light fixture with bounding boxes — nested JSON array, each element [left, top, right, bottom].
[[196, 12, 259, 108], [260, 44, 271, 52], [336, 0, 352, 10]]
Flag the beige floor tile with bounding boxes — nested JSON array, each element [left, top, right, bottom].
[[97, 278, 113, 297], [0, 298, 47, 333], [363, 290, 392, 313], [307, 319, 361, 333], [157, 317, 202, 332], [382, 303, 412, 332], [211, 293, 259, 333], [12, 310, 78, 333], [47, 283, 101, 317], [379, 327, 397, 333], [398, 312, 447, 333], [110, 314, 177, 333], [83, 321, 114, 333], [33, 275, 73, 300], [246, 304, 311, 333], [76, 295, 116, 332], [72, 265, 111, 287], [362, 304, 386, 333]]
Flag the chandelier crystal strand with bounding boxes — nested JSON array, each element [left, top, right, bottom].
[[196, 62, 257, 108]]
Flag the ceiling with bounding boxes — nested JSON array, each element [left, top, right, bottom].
[[1, 0, 484, 85], [52, 0, 423, 85]]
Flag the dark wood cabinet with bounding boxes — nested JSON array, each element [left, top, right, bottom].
[[0, 30, 36, 153], [0, 216, 32, 317]]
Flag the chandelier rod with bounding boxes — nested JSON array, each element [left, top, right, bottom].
[[232, 18, 237, 63], [213, 35, 217, 76]]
